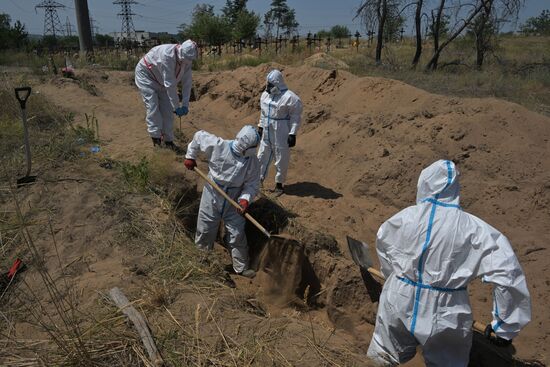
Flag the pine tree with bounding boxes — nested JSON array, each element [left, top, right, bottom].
[[263, 0, 299, 38]]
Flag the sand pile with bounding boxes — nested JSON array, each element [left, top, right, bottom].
[[190, 64, 550, 364], [34, 63, 550, 365], [304, 52, 350, 70]]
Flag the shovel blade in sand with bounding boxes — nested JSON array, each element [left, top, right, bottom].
[[346, 235, 374, 269]]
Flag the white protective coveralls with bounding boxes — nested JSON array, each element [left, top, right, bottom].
[[186, 126, 261, 273], [257, 69, 303, 184], [135, 40, 197, 141], [367, 160, 531, 367]]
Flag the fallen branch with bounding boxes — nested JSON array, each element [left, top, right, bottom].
[[109, 287, 164, 367]]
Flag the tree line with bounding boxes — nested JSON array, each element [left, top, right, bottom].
[[178, 0, 299, 47], [356, 0, 548, 70], [1, 1, 549, 63]]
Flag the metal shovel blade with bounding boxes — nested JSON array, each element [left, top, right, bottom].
[[346, 236, 373, 269], [15, 87, 35, 187]]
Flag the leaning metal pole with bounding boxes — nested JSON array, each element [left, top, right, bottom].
[[74, 0, 94, 57]]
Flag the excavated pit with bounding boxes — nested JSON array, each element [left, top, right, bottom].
[[243, 197, 544, 367], [174, 178, 544, 367]]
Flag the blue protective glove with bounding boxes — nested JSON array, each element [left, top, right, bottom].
[[175, 106, 189, 117]]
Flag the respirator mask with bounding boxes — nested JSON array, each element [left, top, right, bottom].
[[266, 82, 280, 95]]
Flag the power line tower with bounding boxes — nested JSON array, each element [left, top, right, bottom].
[[89, 17, 99, 40], [113, 0, 137, 43], [65, 16, 74, 37], [36, 0, 66, 38]]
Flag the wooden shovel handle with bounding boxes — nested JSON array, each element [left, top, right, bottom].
[[194, 167, 271, 238], [367, 266, 385, 280]]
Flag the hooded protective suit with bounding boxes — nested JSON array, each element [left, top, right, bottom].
[[367, 160, 531, 367], [257, 69, 303, 184], [186, 126, 261, 273], [135, 40, 197, 142]]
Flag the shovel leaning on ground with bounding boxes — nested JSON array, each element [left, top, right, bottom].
[[14, 86, 36, 187], [346, 236, 486, 333]]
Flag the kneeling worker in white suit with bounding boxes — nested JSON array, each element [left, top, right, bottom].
[[368, 160, 531, 366], [135, 40, 197, 150], [257, 69, 303, 196], [183, 126, 261, 278]]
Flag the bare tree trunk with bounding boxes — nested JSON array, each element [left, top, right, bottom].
[[476, 0, 493, 69], [475, 18, 487, 69], [428, 0, 446, 70], [375, 0, 387, 64], [426, 0, 490, 71], [412, 0, 424, 67]]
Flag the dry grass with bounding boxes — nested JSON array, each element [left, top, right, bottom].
[[196, 35, 550, 115], [335, 35, 550, 115], [0, 75, 150, 366], [0, 71, 366, 366], [2, 35, 549, 115]]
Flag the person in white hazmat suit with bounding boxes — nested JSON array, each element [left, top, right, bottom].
[[183, 125, 261, 278], [367, 160, 531, 366], [257, 69, 303, 196], [135, 40, 197, 149]]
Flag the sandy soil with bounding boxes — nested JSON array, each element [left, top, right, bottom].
[[26, 62, 550, 365]]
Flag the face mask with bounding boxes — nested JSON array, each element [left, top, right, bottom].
[[267, 82, 280, 95]]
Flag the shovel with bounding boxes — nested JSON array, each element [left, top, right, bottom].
[[194, 167, 285, 239], [346, 236, 385, 280], [14, 87, 36, 187], [346, 235, 485, 333]]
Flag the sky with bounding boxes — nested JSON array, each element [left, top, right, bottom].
[[1, 0, 548, 37]]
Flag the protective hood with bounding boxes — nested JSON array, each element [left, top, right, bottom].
[[266, 69, 288, 92], [178, 40, 198, 61], [231, 125, 260, 156], [416, 159, 460, 205]]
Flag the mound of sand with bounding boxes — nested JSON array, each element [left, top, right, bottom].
[[34, 63, 550, 365], [304, 52, 350, 70], [190, 64, 550, 364]]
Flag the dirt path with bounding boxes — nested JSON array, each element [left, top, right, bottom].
[[35, 65, 550, 365]]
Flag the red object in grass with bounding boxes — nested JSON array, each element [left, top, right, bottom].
[[62, 66, 75, 78], [7, 258, 22, 279]]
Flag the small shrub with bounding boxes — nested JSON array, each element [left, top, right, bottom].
[[120, 157, 150, 191]]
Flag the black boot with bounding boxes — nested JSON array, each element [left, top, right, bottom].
[[151, 137, 162, 147], [164, 141, 185, 155], [273, 183, 284, 197]]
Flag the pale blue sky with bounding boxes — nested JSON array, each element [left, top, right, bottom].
[[1, 0, 548, 36]]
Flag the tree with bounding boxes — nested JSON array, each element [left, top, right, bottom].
[[0, 13, 28, 50], [357, 0, 403, 64], [520, 9, 550, 35], [179, 4, 231, 46], [42, 35, 59, 50], [222, 0, 248, 25], [331, 25, 351, 39], [316, 29, 331, 39], [95, 33, 115, 47], [412, 0, 424, 66], [468, 2, 499, 69], [59, 35, 79, 49], [428, 13, 450, 39], [263, 0, 299, 38], [233, 10, 260, 41], [383, 4, 405, 42], [425, 0, 523, 71], [222, 0, 260, 41]]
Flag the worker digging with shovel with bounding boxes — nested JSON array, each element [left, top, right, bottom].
[[360, 160, 531, 366], [183, 125, 261, 278]]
